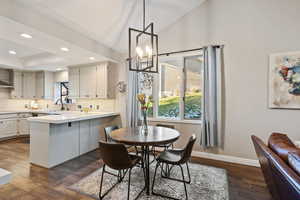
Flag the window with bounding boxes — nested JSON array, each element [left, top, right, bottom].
[[145, 53, 203, 121], [184, 56, 203, 119], [158, 63, 182, 119]]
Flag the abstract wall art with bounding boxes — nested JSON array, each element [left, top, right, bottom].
[[269, 51, 300, 109]]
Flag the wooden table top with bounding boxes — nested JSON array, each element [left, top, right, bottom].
[[110, 126, 180, 146]]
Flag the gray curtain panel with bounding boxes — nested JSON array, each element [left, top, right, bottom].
[[127, 71, 140, 127], [201, 46, 223, 148]]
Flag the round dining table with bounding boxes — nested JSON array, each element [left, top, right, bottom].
[[110, 126, 181, 195]]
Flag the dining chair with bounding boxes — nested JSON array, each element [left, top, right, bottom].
[[151, 134, 197, 200], [98, 141, 145, 200], [104, 125, 138, 153], [155, 124, 175, 149]]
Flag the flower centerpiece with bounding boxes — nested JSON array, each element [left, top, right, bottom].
[[137, 93, 152, 129]]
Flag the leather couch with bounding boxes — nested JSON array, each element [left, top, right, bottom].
[[252, 133, 300, 200]]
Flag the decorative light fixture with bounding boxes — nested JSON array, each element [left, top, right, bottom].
[[128, 0, 158, 73]]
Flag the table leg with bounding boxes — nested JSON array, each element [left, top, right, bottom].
[[145, 145, 150, 195]]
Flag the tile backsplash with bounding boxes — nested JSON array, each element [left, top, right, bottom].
[[0, 88, 116, 112]]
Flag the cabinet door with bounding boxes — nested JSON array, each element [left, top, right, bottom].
[[0, 119, 18, 138], [96, 63, 108, 98], [90, 119, 100, 150], [44, 72, 54, 99], [35, 72, 44, 99], [19, 119, 30, 135], [79, 120, 91, 155], [11, 71, 23, 98], [23, 72, 36, 99], [69, 67, 80, 98], [80, 66, 97, 98]]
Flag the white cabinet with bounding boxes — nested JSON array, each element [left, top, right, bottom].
[[80, 66, 97, 98], [68, 62, 116, 99], [79, 120, 91, 154], [96, 63, 107, 98], [90, 119, 100, 150], [19, 119, 30, 135], [36, 72, 54, 99], [0, 119, 18, 138], [96, 62, 116, 99], [35, 72, 44, 99], [69, 67, 80, 98], [79, 119, 100, 155], [23, 72, 36, 99], [11, 71, 23, 99]]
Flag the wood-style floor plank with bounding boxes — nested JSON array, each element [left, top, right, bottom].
[[0, 138, 272, 200]]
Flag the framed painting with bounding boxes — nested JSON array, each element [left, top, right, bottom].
[[269, 51, 300, 109]]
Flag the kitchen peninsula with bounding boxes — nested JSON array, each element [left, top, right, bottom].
[[28, 111, 120, 168]]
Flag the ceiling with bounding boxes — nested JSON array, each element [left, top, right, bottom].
[[0, 0, 205, 71]]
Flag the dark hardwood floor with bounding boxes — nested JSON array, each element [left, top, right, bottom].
[[0, 138, 272, 200]]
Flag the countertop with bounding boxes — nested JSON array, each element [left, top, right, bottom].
[[0, 110, 58, 115], [0, 110, 119, 124], [27, 111, 119, 124]]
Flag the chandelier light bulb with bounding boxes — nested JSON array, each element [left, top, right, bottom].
[[136, 46, 144, 58], [145, 45, 152, 58]]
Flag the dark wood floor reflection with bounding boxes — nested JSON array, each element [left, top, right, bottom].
[[0, 138, 272, 200]]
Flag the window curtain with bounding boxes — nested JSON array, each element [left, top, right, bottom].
[[127, 71, 140, 127], [201, 46, 224, 148]]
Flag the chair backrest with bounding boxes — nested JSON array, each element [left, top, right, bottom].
[[251, 135, 300, 200], [104, 125, 119, 142], [180, 134, 197, 163], [156, 124, 175, 129], [99, 141, 132, 170]]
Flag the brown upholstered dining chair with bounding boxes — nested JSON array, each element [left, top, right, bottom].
[[98, 141, 145, 200], [104, 125, 138, 153], [154, 124, 175, 149], [151, 134, 197, 200]]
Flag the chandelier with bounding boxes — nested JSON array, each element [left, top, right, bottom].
[[128, 0, 158, 73]]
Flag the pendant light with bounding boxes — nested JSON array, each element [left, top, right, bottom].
[[128, 0, 158, 73]]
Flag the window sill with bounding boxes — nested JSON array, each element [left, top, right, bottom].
[[147, 118, 202, 125]]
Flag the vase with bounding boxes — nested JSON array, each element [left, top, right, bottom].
[[142, 110, 148, 132]]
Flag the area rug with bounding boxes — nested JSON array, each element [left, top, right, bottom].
[[69, 163, 229, 200]]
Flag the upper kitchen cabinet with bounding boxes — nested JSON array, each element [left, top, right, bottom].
[[80, 66, 97, 99], [68, 62, 117, 99], [68, 67, 80, 99], [11, 70, 54, 99], [36, 72, 54, 99], [11, 71, 23, 98], [23, 72, 36, 99], [96, 62, 116, 99]]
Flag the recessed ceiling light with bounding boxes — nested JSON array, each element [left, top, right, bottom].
[[89, 57, 95, 60], [20, 33, 32, 39], [8, 50, 17, 55], [60, 47, 69, 52], [56, 68, 62, 71]]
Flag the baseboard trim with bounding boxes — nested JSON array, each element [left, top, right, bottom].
[[192, 151, 260, 167]]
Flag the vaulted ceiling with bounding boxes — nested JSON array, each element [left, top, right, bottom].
[[0, 0, 205, 71]]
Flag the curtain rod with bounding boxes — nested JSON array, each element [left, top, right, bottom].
[[158, 45, 224, 57]]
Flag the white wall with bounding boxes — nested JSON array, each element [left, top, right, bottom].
[[158, 0, 300, 159]]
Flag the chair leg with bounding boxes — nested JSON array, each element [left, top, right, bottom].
[[151, 161, 160, 194], [99, 165, 105, 200], [186, 162, 191, 184], [127, 168, 132, 200], [179, 165, 188, 200]]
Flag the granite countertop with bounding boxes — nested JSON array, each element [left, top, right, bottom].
[[0, 110, 119, 124], [27, 111, 119, 124]]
